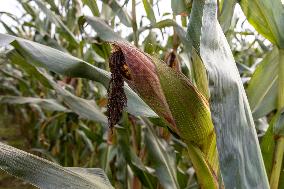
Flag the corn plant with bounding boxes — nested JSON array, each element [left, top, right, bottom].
[[0, 0, 283, 189]]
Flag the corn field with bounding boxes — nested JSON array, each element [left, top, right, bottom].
[[0, 0, 283, 189]]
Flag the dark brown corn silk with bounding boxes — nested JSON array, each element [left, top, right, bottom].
[[107, 49, 128, 130]]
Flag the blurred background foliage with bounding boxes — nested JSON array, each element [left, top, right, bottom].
[[0, 0, 277, 188]]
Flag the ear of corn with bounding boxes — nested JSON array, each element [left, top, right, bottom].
[[108, 41, 219, 188]]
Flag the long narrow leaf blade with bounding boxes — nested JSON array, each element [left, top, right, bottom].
[[116, 125, 157, 189], [187, 0, 269, 188], [83, 16, 125, 42], [8, 50, 108, 125], [0, 142, 113, 189], [246, 48, 279, 119], [0, 33, 157, 118], [218, 0, 236, 33], [239, 0, 284, 47], [144, 121, 179, 189], [33, 0, 79, 45], [0, 95, 70, 112], [100, 0, 132, 27]]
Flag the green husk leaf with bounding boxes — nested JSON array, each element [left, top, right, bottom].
[[153, 56, 213, 148], [191, 48, 210, 100]]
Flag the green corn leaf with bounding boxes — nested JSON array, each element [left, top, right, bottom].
[[80, 16, 125, 42], [261, 118, 276, 178], [218, 0, 237, 33], [82, 0, 100, 17], [33, 0, 79, 46], [239, 0, 284, 48], [247, 48, 279, 119], [260, 109, 284, 185], [47, 74, 108, 125], [116, 125, 157, 189], [101, 0, 132, 27], [0, 95, 70, 112], [187, 0, 269, 188], [0, 142, 113, 189], [240, 2, 284, 187], [7, 50, 108, 125], [142, 0, 156, 24], [171, 0, 188, 15], [143, 120, 179, 189], [0, 33, 157, 118]]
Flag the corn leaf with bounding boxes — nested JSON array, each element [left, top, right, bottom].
[[8, 50, 108, 125], [0, 142, 113, 189], [33, 0, 79, 46], [247, 48, 279, 119], [143, 120, 179, 189], [187, 0, 269, 188], [0, 33, 157, 118], [142, 0, 156, 24], [218, 0, 237, 33], [100, 0, 132, 27], [81, 16, 125, 42], [239, 0, 284, 48], [82, 0, 100, 17], [116, 124, 157, 189], [0, 95, 70, 112], [171, 0, 188, 15]]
